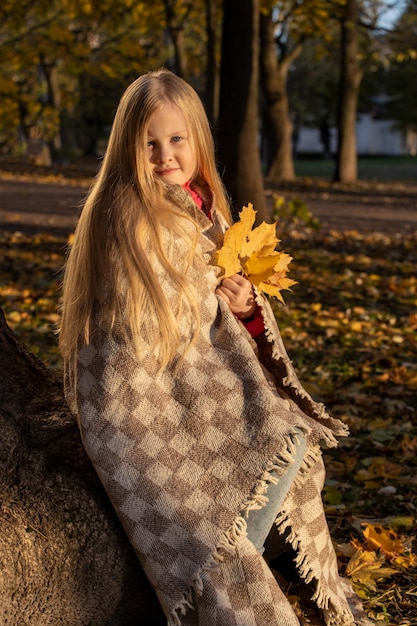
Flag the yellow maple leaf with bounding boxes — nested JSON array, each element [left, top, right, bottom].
[[242, 219, 279, 258], [363, 523, 405, 557], [361, 523, 417, 569], [215, 203, 297, 302], [215, 204, 256, 276], [346, 548, 399, 591], [261, 274, 298, 304]]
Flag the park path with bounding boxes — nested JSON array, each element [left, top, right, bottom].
[[0, 178, 87, 234], [0, 176, 416, 235]]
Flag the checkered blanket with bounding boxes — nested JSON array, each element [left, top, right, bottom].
[[64, 187, 355, 625]]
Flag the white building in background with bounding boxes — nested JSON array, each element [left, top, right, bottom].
[[296, 114, 416, 156]]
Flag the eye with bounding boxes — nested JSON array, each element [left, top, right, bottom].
[[147, 140, 155, 147], [171, 136, 182, 143]]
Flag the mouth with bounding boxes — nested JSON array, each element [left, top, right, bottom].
[[155, 168, 178, 176]]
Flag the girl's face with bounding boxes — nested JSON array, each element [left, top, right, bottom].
[[147, 101, 197, 186]]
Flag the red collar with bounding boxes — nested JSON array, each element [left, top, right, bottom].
[[182, 181, 203, 210]]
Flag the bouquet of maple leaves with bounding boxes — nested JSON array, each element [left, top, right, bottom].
[[215, 203, 297, 303]]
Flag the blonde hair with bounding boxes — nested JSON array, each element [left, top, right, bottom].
[[59, 68, 231, 366]]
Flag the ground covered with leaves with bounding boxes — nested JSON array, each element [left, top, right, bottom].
[[1, 223, 416, 625]]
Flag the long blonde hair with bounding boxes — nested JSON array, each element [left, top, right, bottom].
[[59, 68, 231, 366]]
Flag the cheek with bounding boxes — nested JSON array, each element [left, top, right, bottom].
[[187, 148, 198, 171], [142, 153, 155, 179], [147, 147, 156, 165], [185, 138, 196, 164]]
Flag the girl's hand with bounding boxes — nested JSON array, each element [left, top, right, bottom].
[[216, 274, 256, 320]]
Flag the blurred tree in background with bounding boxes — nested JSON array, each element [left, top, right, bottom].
[[0, 0, 164, 159], [217, 0, 267, 220], [259, 0, 346, 181], [384, 0, 417, 143], [0, 0, 210, 161], [0, 0, 415, 203]]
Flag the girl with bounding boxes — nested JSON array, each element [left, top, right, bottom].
[[60, 69, 357, 626]]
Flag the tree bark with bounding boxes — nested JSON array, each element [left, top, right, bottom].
[[205, 0, 220, 126], [259, 11, 302, 182], [163, 0, 191, 80], [334, 0, 363, 183], [217, 0, 268, 222], [0, 308, 165, 625]]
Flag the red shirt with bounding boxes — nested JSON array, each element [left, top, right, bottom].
[[241, 305, 265, 338], [183, 181, 203, 210]]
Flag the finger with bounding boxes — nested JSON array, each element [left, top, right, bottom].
[[218, 287, 238, 304], [220, 278, 241, 295], [229, 273, 248, 286], [215, 288, 231, 305]]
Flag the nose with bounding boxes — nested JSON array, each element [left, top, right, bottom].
[[154, 142, 172, 164]]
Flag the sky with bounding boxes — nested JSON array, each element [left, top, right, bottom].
[[378, 0, 408, 29]]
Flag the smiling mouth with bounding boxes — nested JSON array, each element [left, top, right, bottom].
[[155, 168, 178, 175]]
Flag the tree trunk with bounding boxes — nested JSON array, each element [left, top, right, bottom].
[[0, 308, 165, 625], [163, 0, 190, 79], [205, 0, 220, 126], [334, 0, 363, 183], [259, 11, 302, 182], [217, 0, 268, 222]]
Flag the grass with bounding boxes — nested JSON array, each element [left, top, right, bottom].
[[294, 156, 417, 183]]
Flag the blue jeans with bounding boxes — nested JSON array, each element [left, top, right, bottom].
[[244, 430, 307, 554]]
